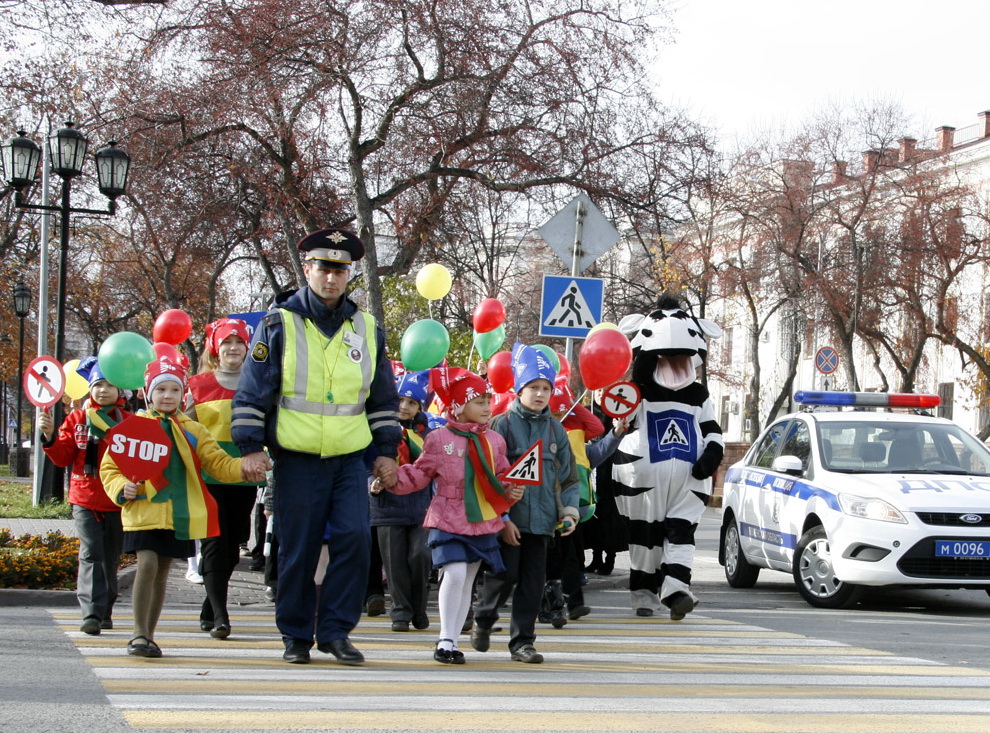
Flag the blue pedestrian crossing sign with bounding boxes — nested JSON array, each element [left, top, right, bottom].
[[540, 275, 603, 338]]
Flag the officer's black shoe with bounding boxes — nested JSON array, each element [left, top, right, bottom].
[[317, 637, 365, 665], [470, 623, 491, 652], [282, 642, 311, 664]]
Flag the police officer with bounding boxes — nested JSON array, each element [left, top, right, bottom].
[[232, 228, 401, 665]]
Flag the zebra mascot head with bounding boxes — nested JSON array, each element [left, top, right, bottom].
[[618, 295, 721, 391]]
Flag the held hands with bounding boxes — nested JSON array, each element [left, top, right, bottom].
[[500, 519, 521, 546], [122, 481, 140, 501], [373, 456, 398, 489], [613, 417, 629, 436], [240, 451, 272, 483]]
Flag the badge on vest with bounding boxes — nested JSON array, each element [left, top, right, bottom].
[[343, 330, 364, 364]]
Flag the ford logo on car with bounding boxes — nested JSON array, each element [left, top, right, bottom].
[[960, 514, 984, 524]]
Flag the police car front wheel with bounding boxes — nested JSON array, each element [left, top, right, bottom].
[[792, 526, 863, 609]]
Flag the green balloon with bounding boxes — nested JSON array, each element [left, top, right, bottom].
[[533, 344, 560, 371], [401, 319, 450, 371], [474, 324, 506, 360], [97, 331, 157, 390]]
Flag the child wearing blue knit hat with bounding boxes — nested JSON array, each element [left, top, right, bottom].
[[470, 344, 580, 664], [38, 355, 133, 636], [369, 369, 437, 632]]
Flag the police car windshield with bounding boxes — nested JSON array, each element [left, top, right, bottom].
[[818, 420, 990, 476]]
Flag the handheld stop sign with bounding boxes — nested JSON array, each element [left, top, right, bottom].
[[105, 415, 172, 483]]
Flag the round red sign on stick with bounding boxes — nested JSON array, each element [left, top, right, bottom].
[[24, 355, 66, 409], [105, 415, 173, 483], [600, 381, 641, 420]]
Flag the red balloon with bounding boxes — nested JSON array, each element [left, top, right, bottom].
[[153, 309, 193, 345], [490, 391, 514, 416], [579, 329, 632, 390], [473, 298, 506, 334], [153, 342, 181, 364], [487, 351, 514, 393], [557, 352, 571, 379]]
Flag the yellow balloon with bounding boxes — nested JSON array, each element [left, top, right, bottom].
[[415, 263, 453, 300], [63, 358, 90, 400], [587, 321, 618, 337]]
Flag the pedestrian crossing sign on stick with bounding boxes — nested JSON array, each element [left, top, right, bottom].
[[539, 275, 604, 338], [504, 440, 543, 486], [24, 355, 66, 408]]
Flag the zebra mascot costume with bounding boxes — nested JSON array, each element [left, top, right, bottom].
[[612, 295, 723, 620]]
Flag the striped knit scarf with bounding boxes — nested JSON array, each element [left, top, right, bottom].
[[446, 426, 510, 523], [142, 410, 219, 541], [397, 428, 425, 466], [83, 403, 125, 476]]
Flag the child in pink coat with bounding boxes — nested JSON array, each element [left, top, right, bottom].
[[381, 368, 523, 664]]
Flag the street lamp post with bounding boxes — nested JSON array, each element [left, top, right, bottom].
[[12, 279, 31, 477], [0, 334, 8, 465], [1, 122, 129, 496]]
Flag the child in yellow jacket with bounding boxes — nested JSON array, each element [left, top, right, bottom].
[[101, 356, 264, 658]]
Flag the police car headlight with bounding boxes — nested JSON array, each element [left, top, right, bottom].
[[838, 494, 907, 523]]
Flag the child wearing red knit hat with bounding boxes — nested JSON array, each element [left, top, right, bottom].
[[381, 367, 524, 664], [101, 356, 265, 659]]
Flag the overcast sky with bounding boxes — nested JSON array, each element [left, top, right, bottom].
[[654, 0, 990, 145]]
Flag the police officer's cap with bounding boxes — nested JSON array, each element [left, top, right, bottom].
[[298, 228, 365, 268]]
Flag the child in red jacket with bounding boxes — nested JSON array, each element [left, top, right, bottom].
[[39, 357, 132, 635]]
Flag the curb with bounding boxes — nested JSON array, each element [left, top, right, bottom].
[[0, 563, 138, 608]]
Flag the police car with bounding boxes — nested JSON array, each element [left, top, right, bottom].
[[719, 391, 990, 608]]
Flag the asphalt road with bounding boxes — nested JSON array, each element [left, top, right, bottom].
[[2, 507, 989, 732], [693, 509, 990, 668]]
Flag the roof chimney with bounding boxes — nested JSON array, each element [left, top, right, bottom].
[[862, 149, 880, 173], [936, 126, 956, 152], [832, 160, 848, 184], [898, 137, 917, 162]]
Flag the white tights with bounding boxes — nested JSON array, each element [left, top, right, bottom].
[[437, 560, 480, 651]]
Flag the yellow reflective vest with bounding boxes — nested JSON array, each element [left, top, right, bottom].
[[275, 309, 377, 457]]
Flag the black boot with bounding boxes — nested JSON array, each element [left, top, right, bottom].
[[539, 580, 567, 628]]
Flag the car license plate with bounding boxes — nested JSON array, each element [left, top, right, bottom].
[[934, 540, 990, 558]]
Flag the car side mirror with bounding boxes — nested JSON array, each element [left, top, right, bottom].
[[772, 455, 804, 476]]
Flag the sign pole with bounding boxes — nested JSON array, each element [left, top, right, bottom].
[[564, 200, 586, 365]]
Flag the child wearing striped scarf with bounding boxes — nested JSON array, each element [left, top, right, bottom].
[[383, 368, 524, 664], [40, 356, 132, 636], [101, 356, 263, 659]]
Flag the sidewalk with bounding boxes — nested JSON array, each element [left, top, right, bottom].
[[0, 514, 640, 609], [0, 516, 277, 609]]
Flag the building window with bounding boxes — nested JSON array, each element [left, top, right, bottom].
[[723, 327, 734, 365], [937, 382, 954, 420]]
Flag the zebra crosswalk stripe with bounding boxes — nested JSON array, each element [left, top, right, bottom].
[[52, 606, 990, 732]]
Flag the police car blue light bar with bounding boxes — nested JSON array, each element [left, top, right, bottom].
[[794, 391, 941, 408]]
